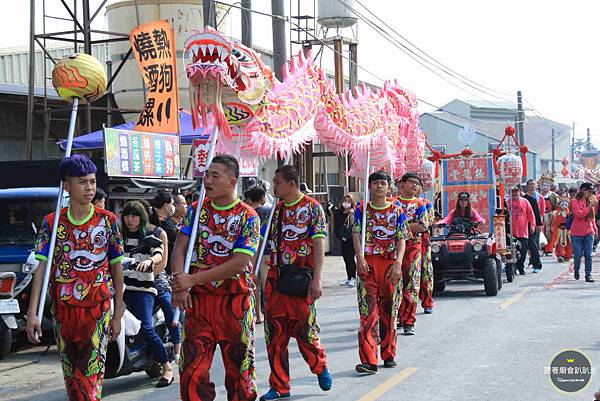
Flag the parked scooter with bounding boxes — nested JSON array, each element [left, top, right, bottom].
[[0, 272, 18, 360], [104, 236, 176, 380], [104, 296, 175, 379]]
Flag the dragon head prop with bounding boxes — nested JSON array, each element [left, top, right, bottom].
[[185, 27, 273, 137]]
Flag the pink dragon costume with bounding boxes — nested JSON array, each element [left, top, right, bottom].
[[183, 27, 424, 173]]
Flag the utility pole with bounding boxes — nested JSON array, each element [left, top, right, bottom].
[[571, 122, 575, 171], [587, 128, 591, 150], [272, 0, 286, 166], [241, 0, 252, 47], [333, 38, 347, 190], [516, 90, 525, 146], [25, 0, 35, 160], [348, 42, 358, 192], [271, 0, 286, 82], [551, 128, 556, 174], [203, 0, 217, 28]]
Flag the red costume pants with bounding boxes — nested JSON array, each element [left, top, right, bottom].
[[357, 255, 402, 365], [180, 292, 256, 401], [554, 229, 573, 259], [264, 276, 327, 393], [419, 244, 434, 309], [399, 241, 422, 327], [52, 299, 111, 401]]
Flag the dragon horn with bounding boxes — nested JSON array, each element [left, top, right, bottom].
[[282, 62, 289, 80], [290, 57, 297, 73], [352, 86, 360, 98]]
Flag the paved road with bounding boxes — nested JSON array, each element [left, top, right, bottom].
[[2, 254, 600, 401]]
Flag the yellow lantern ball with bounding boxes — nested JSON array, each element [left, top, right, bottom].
[[51, 53, 107, 103]]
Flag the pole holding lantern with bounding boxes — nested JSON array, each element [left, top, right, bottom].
[[36, 54, 108, 324]]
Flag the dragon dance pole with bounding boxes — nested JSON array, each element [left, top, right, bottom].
[[173, 128, 218, 322], [254, 153, 292, 277], [360, 151, 371, 256], [36, 98, 80, 322]]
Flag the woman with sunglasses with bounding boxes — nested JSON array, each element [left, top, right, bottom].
[[438, 192, 485, 226]]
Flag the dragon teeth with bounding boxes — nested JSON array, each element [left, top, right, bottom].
[[207, 44, 215, 56]]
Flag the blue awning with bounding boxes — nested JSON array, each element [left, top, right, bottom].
[[59, 110, 212, 150]]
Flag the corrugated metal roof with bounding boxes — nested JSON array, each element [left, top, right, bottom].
[[0, 82, 59, 99], [0, 44, 107, 88]]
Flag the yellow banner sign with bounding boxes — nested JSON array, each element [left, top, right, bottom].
[[130, 20, 179, 134]]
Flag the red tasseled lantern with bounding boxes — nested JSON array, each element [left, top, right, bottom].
[[498, 153, 523, 186], [561, 167, 569, 177], [561, 157, 569, 167], [519, 146, 528, 177], [505, 126, 516, 136]]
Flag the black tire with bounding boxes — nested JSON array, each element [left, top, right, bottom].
[[483, 258, 499, 296], [505, 263, 514, 283], [0, 320, 12, 361], [495, 258, 503, 291], [145, 362, 162, 378]]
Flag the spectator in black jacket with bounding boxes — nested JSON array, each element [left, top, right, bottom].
[[523, 180, 543, 272]]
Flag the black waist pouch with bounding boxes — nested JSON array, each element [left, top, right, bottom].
[[277, 263, 312, 297]]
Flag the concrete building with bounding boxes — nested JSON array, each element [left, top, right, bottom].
[[420, 99, 571, 178]]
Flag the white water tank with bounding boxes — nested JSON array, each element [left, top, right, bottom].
[[106, 0, 229, 116], [317, 0, 357, 29]]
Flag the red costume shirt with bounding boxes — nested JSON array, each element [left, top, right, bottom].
[[268, 195, 327, 269], [182, 198, 260, 295], [35, 205, 124, 307], [396, 196, 430, 244], [354, 201, 409, 258]]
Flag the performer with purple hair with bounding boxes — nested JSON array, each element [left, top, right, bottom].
[[26, 154, 125, 401]]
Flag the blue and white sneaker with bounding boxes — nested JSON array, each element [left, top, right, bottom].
[[259, 388, 291, 401], [317, 367, 332, 391]]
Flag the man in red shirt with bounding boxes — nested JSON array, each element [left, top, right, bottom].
[[353, 171, 407, 375], [26, 155, 124, 401], [260, 165, 332, 400], [172, 155, 261, 401], [396, 173, 430, 335]]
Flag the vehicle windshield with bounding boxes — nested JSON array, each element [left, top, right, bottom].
[[0, 198, 56, 245]]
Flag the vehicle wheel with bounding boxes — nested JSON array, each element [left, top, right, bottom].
[[145, 362, 162, 378], [495, 258, 503, 291], [0, 320, 12, 361], [434, 281, 446, 294], [483, 258, 498, 296], [505, 263, 515, 283]]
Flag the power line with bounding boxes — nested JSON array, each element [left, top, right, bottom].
[[211, 1, 520, 127], [337, 0, 518, 110], [351, 0, 515, 99]]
